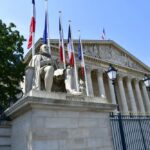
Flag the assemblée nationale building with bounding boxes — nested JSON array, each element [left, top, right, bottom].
[[1, 38, 150, 150], [25, 38, 150, 115]]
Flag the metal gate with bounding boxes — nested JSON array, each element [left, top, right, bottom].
[[110, 113, 150, 150]]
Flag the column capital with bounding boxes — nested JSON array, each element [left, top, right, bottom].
[[97, 68, 105, 76], [85, 66, 92, 74], [133, 78, 141, 84], [117, 74, 125, 81], [126, 76, 134, 82]]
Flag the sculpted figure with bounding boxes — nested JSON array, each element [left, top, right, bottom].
[[29, 44, 54, 92], [65, 66, 82, 95]]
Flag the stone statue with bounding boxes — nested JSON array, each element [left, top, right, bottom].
[[28, 44, 54, 92], [65, 66, 82, 95], [79, 79, 86, 94], [52, 69, 66, 92], [27, 44, 82, 95]]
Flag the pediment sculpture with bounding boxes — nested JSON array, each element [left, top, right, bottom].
[[80, 44, 148, 72]]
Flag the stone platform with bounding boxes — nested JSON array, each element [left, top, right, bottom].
[[5, 90, 116, 150]]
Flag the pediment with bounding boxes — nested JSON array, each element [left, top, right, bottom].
[[76, 40, 150, 72], [25, 39, 150, 73]]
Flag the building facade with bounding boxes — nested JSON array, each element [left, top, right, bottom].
[[1, 39, 150, 150], [25, 39, 150, 115]]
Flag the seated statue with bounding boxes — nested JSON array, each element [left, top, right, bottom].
[[27, 44, 82, 95], [28, 44, 54, 92]]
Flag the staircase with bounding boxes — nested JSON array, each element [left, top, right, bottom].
[[0, 121, 11, 150]]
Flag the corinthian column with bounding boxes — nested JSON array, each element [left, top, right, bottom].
[[117, 75, 128, 114], [134, 79, 145, 114], [126, 77, 137, 113], [97, 69, 106, 98], [141, 82, 150, 114], [86, 67, 94, 96]]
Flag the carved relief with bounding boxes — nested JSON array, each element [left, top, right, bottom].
[[81, 43, 148, 72]]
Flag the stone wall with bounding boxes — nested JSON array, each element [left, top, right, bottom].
[[31, 109, 114, 150], [11, 109, 114, 150]]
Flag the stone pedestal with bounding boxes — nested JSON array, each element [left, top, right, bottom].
[[5, 90, 116, 150]]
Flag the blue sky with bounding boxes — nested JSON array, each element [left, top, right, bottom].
[[0, 0, 150, 66]]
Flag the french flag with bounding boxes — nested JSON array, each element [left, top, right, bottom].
[[59, 17, 63, 62], [27, 0, 36, 49], [67, 25, 74, 67], [78, 37, 84, 77]]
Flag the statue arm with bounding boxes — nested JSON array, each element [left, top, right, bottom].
[[40, 59, 52, 67]]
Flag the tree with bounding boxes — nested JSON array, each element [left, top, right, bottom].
[[0, 20, 26, 109]]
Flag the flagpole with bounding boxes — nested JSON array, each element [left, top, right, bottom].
[[32, 32, 35, 57], [69, 20, 79, 92], [59, 11, 66, 69], [32, 0, 35, 57], [78, 30, 89, 96], [45, 0, 51, 55]]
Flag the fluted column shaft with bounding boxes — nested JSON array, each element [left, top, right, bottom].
[[97, 70, 106, 98], [86, 68, 94, 96], [118, 76, 128, 114], [141, 83, 150, 113], [134, 80, 145, 114], [126, 78, 137, 113]]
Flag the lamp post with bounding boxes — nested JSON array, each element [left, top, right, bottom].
[[143, 74, 150, 91], [106, 64, 119, 111], [106, 64, 127, 150]]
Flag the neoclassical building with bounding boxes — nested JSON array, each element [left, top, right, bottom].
[[25, 38, 150, 115]]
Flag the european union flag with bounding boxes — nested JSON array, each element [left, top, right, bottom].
[[43, 13, 48, 44]]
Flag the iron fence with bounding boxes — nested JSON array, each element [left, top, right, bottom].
[[110, 113, 150, 150]]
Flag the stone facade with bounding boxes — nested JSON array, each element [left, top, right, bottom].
[[24, 39, 150, 115]]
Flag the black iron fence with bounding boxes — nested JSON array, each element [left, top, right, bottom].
[[110, 113, 150, 150]]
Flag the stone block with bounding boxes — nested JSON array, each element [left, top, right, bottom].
[[0, 137, 11, 145], [67, 128, 90, 139], [0, 128, 11, 137], [78, 118, 99, 128], [33, 140, 59, 150], [32, 128, 69, 140], [0, 147, 11, 150], [45, 117, 78, 128]]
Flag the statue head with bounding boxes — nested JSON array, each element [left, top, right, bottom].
[[40, 44, 49, 54]]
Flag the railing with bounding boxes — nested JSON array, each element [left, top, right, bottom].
[[110, 113, 150, 150]]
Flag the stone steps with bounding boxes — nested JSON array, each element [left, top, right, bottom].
[[0, 122, 11, 150]]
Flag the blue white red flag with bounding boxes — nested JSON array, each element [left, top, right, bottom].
[[78, 37, 84, 77], [59, 17, 63, 62], [43, 11, 48, 44], [27, 0, 36, 49], [67, 25, 74, 66]]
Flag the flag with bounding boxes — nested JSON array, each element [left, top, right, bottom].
[[78, 37, 84, 77], [101, 28, 105, 40], [27, 0, 36, 49], [67, 25, 74, 67], [77, 36, 89, 96], [43, 11, 48, 44], [59, 17, 63, 62]]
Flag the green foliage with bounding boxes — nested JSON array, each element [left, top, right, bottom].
[[0, 20, 26, 109]]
